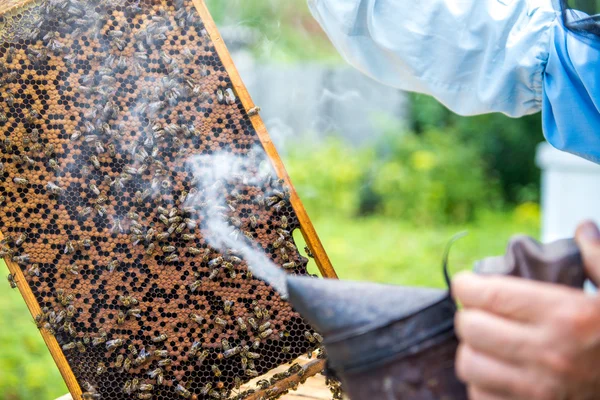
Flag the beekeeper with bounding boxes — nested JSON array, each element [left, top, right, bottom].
[[309, 0, 600, 398]]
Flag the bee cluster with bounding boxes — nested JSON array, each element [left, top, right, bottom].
[[0, 0, 323, 398]]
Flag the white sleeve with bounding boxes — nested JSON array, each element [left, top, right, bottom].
[[308, 0, 559, 117]]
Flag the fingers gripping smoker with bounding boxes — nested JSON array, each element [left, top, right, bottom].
[[258, 236, 586, 400]]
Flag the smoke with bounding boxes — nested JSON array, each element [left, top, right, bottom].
[[184, 148, 290, 298]]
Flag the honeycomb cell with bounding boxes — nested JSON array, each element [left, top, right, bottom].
[[0, 0, 323, 398]]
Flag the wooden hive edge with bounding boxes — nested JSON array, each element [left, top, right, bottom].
[[0, 0, 39, 17], [192, 0, 338, 280]]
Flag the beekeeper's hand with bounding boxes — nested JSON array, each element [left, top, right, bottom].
[[452, 220, 600, 400]]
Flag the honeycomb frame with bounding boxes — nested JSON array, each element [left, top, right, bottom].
[[0, 0, 337, 398]]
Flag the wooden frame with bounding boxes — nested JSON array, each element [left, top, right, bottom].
[[0, 0, 337, 398]]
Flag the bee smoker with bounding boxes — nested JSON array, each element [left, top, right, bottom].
[[285, 236, 586, 400]]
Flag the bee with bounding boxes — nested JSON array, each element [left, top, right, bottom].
[[236, 317, 247, 331], [282, 261, 296, 269], [152, 334, 168, 343], [245, 369, 259, 377], [157, 358, 172, 367], [208, 256, 223, 268], [106, 338, 124, 350], [115, 310, 126, 325], [211, 365, 222, 377], [88, 183, 100, 195], [189, 313, 204, 324], [46, 181, 64, 195], [156, 231, 170, 241], [153, 349, 168, 358], [214, 317, 227, 327], [143, 243, 156, 256], [259, 329, 273, 339], [165, 254, 179, 263], [201, 383, 213, 396], [222, 300, 234, 314], [259, 321, 271, 332], [114, 354, 124, 368], [107, 143, 116, 157], [107, 260, 119, 272], [122, 357, 132, 372], [12, 254, 30, 265], [188, 247, 202, 255], [79, 207, 93, 217], [139, 383, 154, 391], [148, 367, 163, 379], [175, 383, 191, 398], [224, 346, 241, 358], [127, 309, 142, 318], [96, 362, 106, 375], [128, 211, 140, 220], [248, 317, 258, 330], [62, 342, 76, 351], [182, 233, 195, 241], [43, 144, 55, 158], [224, 88, 236, 105], [188, 341, 202, 357], [82, 392, 101, 400], [247, 106, 261, 117], [313, 332, 324, 343], [137, 393, 152, 399], [13, 177, 28, 186], [92, 330, 108, 346], [119, 295, 139, 307], [64, 264, 79, 275], [162, 245, 176, 253]]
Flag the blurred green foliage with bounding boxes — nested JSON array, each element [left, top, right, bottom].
[[205, 0, 339, 63], [0, 260, 67, 400], [411, 94, 544, 204]]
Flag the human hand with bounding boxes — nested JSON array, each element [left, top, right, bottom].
[[452, 221, 600, 400]]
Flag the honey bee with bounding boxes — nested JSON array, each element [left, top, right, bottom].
[[64, 264, 79, 275], [224, 346, 241, 358], [13, 177, 28, 186], [96, 362, 106, 375], [201, 383, 213, 396], [313, 332, 324, 343], [48, 158, 59, 170], [137, 393, 152, 399], [153, 350, 168, 358], [259, 321, 271, 332], [214, 317, 227, 327], [165, 254, 179, 263], [224, 88, 237, 105], [117, 311, 126, 324], [123, 357, 132, 372], [236, 317, 247, 331], [90, 155, 100, 169], [139, 383, 154, 392], [107, 260, 119, 272], [119, 295, 139, 307], [152, 334, 168, 343], [189, 313, 204, 324], [79, 207, 93, 217], [115, 354, 124, 368], [147, 367, 163, 379], [106, 338, 124, 350], [162, 245, 176, 253], [156, 231, 170, 241], [282, 261, 296, 269], [272, 236, 284, 249], [62, 342, 77, 351], [248, 317, 258, 330], [282, 345, 291, 354], [188, 247, 202, 255], [88, 183, 100, 195], [128, 344, 138, 357], [82, 392, 101, 400], [247, 106, 261, 116], [145, 243, 156, 256], [188, 341, 202, 357], [175, 383, 191, 398], [182, 233, 195, 241], [245, 369, 259, 377], [12, 254, 30, 265], [223, 300, 233, 314], [157, 358, 172, 367], [44, 143, 55, 158], [92, 330, 107, 346], [107, 143, 116, 157], [211, 365, 222, 377], [259, 329, 273, 339], [127, 309, 142, 318], [304, 331, 316, 343], [208, 256, 223, 268]]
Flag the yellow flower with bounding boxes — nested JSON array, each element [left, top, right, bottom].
[[410, 150, 437, 171]]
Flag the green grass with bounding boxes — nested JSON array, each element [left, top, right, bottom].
[[0, 260, 67, 400], [0, 210, 539, 399]]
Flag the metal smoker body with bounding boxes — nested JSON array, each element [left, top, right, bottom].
[[286, 237, 585, 400]]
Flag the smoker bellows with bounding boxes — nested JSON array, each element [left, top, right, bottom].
[[0, 0, 337, 398]]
